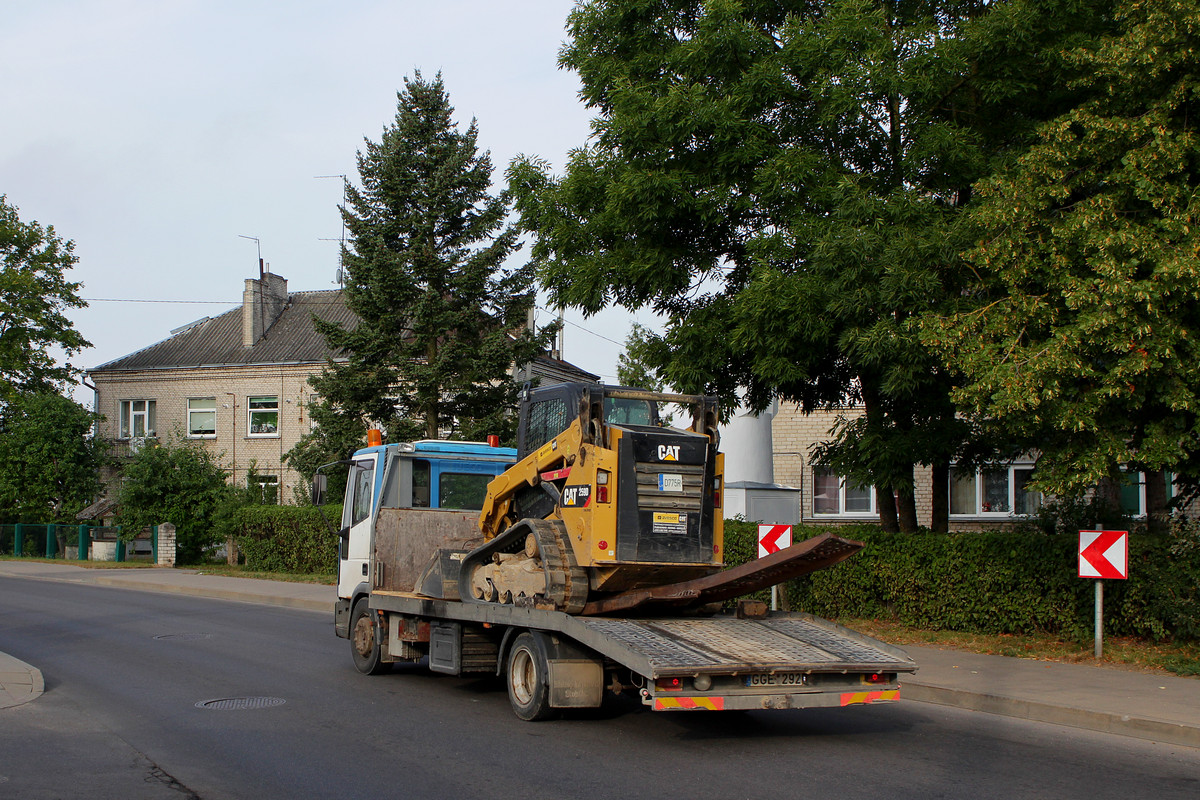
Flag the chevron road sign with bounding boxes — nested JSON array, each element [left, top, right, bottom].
[[1078, 530, 1129, 580], [757, 524, 792, 559]]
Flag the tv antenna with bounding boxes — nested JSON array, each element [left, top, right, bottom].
[[315, 174, 347, 287], [238, 234, 263, 279]]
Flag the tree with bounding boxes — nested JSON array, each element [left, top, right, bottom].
[[510, 0, 1063, 531], [308, 72, 555, 454], [921, 0, 1200, 504], [0, 391, 106, 524], [117, 439, 232, 564], [0, 196, 90, 401]]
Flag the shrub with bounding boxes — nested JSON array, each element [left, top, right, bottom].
[[231, 504, 342, 575], [721, 519, 1200, 642]]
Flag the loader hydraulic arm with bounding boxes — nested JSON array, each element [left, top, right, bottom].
[[477, 417, 587, 541]]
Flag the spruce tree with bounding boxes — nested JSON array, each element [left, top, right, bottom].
[[302, 73, 553, 460]]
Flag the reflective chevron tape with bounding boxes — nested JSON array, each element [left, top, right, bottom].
[[840, 689, 900, 706], [654, 697, 726, 711]]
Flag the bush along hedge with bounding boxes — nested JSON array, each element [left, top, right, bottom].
[[232, 504, 342, 575], [722, 519, 1200, 643]]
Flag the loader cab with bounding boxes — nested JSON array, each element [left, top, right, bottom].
[[336, 440, 517, 604], [517, 382, 662, 459]]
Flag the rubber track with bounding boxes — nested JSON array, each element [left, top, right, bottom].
[[458, 518, 588, 614]]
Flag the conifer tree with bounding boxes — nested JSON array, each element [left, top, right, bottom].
[[299, 73, 553, 466]]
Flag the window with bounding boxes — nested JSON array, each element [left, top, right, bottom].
[[248, 473, 279, 504], [438, 472, 494, 511], [119, 399, 156, 439], [604, 397, 654, 426], [950, 464, 1041, 516], [247, 396, 279, 437], [350, 460, 375, 526], [813, 467, 876, 516], [187, 397, 217, 438], [523, 397, 569, 457]]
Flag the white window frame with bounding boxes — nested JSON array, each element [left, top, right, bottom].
[[812, 467, 877, 517], [249, 473, 280, 504], [187, 397, 217, 439], [949, 462, 1041, 517], [118, 399, 156, 439], [247, 395, 279, 438]]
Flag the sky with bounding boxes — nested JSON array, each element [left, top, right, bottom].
[[3, 0, 658, 404]]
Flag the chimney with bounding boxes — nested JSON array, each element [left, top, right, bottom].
[[242, 270, 288, 347]]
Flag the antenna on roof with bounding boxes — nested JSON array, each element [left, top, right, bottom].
[[315, 174, 348, 287], [238, 234, 263, 278]]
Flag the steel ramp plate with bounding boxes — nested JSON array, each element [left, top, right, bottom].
[[582, 533, 863, 615], [576, 615, 916, 677]]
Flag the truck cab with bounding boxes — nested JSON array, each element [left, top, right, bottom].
[[333, 439, 517, 636]]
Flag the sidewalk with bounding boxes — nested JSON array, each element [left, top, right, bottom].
[[2, 560, 1198, 747]]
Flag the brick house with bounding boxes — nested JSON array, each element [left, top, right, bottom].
[[770, 402, 1170, 530], [86, 271, 595, 504]]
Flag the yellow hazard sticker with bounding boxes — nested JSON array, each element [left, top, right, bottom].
[[654, 697, 725, 711], [839, 689, 899, 706]]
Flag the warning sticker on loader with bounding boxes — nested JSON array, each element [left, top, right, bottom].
[[653, 512, 687, 535]]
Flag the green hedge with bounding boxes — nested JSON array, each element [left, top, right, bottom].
[[723, 519, 1200, 642], [232, 504, 342, 575]]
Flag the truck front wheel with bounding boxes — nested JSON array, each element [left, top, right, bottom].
[[507, 631, 556, 721], [350, 598, 389, 675]]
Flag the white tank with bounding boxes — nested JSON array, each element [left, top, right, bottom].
[[719, 398, 777, 484]]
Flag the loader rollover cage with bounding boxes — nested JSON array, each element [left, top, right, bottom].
[[364, 589, 917, 718]]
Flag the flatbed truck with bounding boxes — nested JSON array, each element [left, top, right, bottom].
[[321, 385, 916, 720]]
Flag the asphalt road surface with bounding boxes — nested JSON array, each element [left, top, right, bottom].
[[1, 577, 1198, 800]]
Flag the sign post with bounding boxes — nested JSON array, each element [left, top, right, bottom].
[[758, 524, 793, 611], [1078, 530, 1129, 659]]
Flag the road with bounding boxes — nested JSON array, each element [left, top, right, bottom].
[[1, 577, 1198, 800]]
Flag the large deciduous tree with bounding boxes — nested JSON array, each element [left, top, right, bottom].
[[117, 440, 231, 564], [0, 196, 90, 401], [922, 0, 1199, 505], [511, 0, 1086, 531], [302, 72, 553, 460], [0, 391, 106, 524]]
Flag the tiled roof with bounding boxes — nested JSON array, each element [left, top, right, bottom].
[[89, 290, 356, 372], [87, 290, 600, 384]]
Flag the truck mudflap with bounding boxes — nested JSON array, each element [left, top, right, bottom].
[[581, 533, 863, 615]]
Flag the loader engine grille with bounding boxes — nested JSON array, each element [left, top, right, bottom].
[[615, 427, 715, 564]]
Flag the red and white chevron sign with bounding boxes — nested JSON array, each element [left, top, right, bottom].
[[758, 524, 792, 558], [1078, 530, 1129, 580]]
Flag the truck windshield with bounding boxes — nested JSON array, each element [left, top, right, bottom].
[[604, 397, 654, 426]]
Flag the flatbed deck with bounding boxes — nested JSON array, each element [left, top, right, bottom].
[[370, 589, 916, 681]]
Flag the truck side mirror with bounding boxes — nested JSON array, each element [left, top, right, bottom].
[[312, 473, 327, 506]]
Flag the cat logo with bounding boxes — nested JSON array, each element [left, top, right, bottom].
[[657, 444, 680, 462]]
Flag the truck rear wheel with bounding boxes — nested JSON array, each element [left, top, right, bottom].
[[350, 598, 390, 675], [507, 631, 556, 721]]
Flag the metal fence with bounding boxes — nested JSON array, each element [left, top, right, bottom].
[[0, 523, 158, 562]]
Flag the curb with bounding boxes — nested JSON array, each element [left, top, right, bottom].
[[87, 575, 330, 613], [0, 654, 44, 710], [902, 681, 1200, 750]]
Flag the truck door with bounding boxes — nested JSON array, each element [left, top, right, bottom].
[[337, 453, 378, 601]]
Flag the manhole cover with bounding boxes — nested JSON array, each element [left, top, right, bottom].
[[195, 697, 286, 711], [154, 633, 213, 641]]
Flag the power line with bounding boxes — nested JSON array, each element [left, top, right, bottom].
[[538, 305, 626, 347], [82, 298, 236, 304]]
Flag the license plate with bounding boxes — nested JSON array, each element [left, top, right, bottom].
[[744, 673, 807, 687], [658, 473, 684, 492]]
